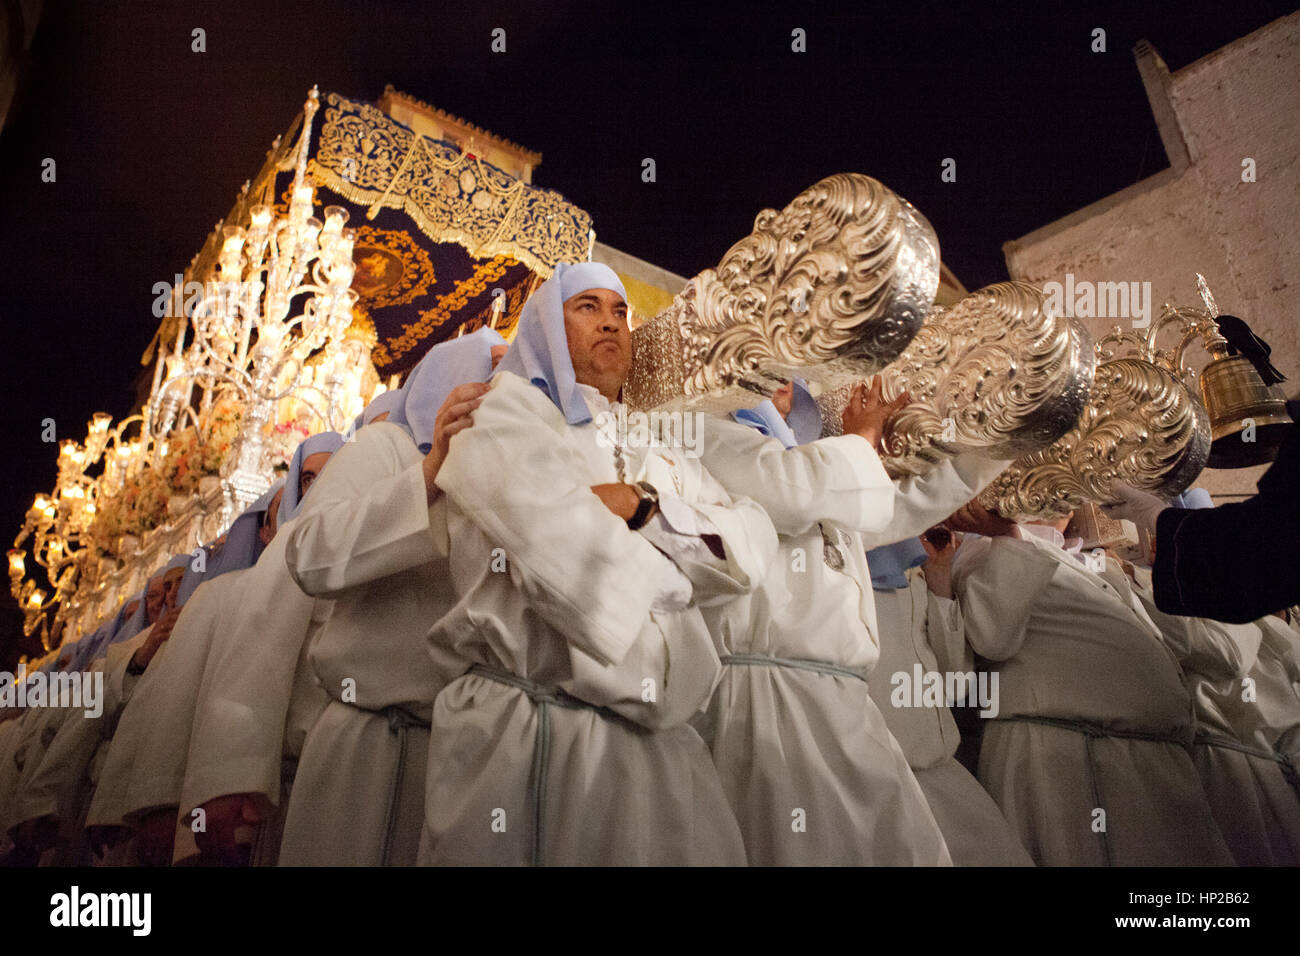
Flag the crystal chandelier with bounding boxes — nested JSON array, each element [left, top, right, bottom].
[[10, 86, 373, 657], [8, 412, 144, 648], [146, 85, 366, 521]]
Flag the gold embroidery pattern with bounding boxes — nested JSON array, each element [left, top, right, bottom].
[[372, 254, 515, 368], [454, 278, 532, 343], [312, 93, 591, 275], [349, 225, 437, 309]]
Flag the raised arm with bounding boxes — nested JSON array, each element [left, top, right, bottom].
[[700, 414, 895, 535], [285, 423, 451, 598]]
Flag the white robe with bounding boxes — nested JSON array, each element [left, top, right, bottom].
[[0, 699, 72, 837], [952, 534, 1233, 865], [695, 415, 955, 865], [0, 710, 37, 838], [89, 573, 246, 825], [0, 716, 21, 856], [179, 525, 331, 865], [8, 627, 152, 864], [421, 372, 775, 865], [1129, 568, 1300, 865], [1254, 614, 1300, 766], [85, 571, 250, 866], [868, 569, 1034, 866], [279, 422, 457, 866]]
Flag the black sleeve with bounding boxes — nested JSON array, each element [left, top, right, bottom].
[[1153, 420, 1300, 623]]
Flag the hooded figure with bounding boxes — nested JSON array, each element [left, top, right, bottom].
[[177, 478, 286, 606], [419, 261, 779, 865], [951, 494, 1236, 865], [495, 261, 626, 425], [1117, 492, 1300, 864], [343, 388, 405, 440], [865, 534, 1035, 865], [63, 595, 139, 674], [730, 379, 822, 451], [191, 331, 505, 866], [693, 380, 957, 865], [80, 554, 188, 669], [388, 328, 506, 452], [5, 555, 190, 864], [88, 485, 288, 865], [279, 431, 346, 523]]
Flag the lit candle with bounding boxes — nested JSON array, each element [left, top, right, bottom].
[[322, 205, 349, 236], [250, 204, 273, 232]]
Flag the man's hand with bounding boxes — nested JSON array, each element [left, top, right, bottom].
[[842, 378, 909, 453], [590, 483, 640, 521], [134, 806, 178, 867], [193, 792, 262, 866], [947, 499, 1018, 538], [920, 527, 963, 598], [424, 381, 490, 502], [1100, 482, 1167, 538], [130, 605, 183, 672]]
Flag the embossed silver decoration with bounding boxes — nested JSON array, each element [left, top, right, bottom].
[[624, 173, 940, 412], [819, 281, 1096, 477], [978, 357, 1211, 519]]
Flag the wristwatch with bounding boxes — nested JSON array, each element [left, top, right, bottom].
[[125, 653, 148, 677], [626, 481, 660, 531]]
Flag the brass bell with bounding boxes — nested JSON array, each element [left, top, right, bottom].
[[1199, 354, 1294, 468]]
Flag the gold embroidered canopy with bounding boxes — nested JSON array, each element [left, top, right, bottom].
[[162, 90, 593, 379]]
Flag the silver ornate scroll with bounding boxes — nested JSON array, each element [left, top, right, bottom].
[[978, 357, 1211, 519], [819, 281, 1096, 477], [624, 173, 940, 412]]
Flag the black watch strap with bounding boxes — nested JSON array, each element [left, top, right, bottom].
[[627, 481, 659, 531]]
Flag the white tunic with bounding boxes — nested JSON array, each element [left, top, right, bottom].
[[421, 372, 776, 865], [280, 421, 458, 866], [7, 628, 152, 863], [696, 414, 951, 865], [952, 533, 1233, 865], [869, 569, 1034, 866], [0, 697, 73, 836], [179, 525, 331, 864], [1255, 614, 1300, 765], [87, 571, 248, 831], [1129, 568, 1300, 864], [0, 710, 41, 838]]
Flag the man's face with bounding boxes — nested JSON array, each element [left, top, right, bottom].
[[162, 569, 185, 610], [563, 288, 630, 401], [299, 452, 332, 499], [144, 577, 167, 624], [259, 488, 285, 546]]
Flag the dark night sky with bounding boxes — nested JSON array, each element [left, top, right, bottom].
[[1, 0, 1296, 657]]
